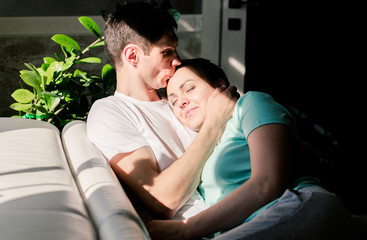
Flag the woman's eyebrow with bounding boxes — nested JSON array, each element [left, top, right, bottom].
[[168, 80, 194, 98], [168, 92, 176, 99]]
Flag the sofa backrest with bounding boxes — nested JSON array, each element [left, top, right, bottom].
[[62, 120, 150, 240], [0, 117, 96, 240]]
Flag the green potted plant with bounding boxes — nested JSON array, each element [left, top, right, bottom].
[[9, 16, 115, 129]]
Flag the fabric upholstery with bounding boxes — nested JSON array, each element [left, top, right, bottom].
[[62, 120, 149, 240], [0, 118, 96, 240]]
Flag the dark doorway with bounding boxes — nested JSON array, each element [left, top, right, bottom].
[[244, 0, 365, 214]]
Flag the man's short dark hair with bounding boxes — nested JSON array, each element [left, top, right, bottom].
[[105, 1, 178, 66]]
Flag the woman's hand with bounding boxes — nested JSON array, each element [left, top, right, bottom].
[[147, 219, 189, 240]]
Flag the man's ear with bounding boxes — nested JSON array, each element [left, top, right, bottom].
[[123, 44, 139, 66]]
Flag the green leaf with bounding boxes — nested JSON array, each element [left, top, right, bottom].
[[51, 34, 81, 52], [65, 56, 77, 64], [167, 9, 181, 22], [55, 53, 64, 61], [24, 63, 38, 72], [46, 61, 64, 85], [75, 57, 101, 64], [11, 89, 35, 103], [62, 56, 76, 71], [44, 57, 56, 64], [78, 16, 101, 38], [40, 63, 49, 73], [102, 64, 116, 93], [34, 104, 48, 114], [49, 96, 60, 112], [65, 94, 73, 101], [73, 69, 90, 80], [19, 70, 42, 88], [43, 91, 61, 112], [61, 45, 76, 58], [10, 102, 32, 111], [43, 91, 59, 98]]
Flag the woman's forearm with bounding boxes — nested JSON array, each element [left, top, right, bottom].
[[185, 124, 292, 238], [184, 179, 278, 239]]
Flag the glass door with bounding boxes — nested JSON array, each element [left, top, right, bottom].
[[173, 0, 247, 92], [202, 0, 247, 93]]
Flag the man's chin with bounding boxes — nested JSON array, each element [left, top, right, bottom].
[[159, 79, 169, 88]]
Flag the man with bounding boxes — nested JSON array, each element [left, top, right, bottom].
[[87, 1, 237, 220]]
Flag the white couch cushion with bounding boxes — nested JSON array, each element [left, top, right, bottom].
[[0, 118, 96, 240]]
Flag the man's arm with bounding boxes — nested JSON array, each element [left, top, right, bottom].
[[110, 87, 238, 219]]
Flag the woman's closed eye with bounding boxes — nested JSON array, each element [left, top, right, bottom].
[[171, 99, 177, 106], [186, 86, 195, 92], [171, 86, 195, 106]]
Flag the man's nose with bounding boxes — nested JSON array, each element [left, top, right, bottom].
[[172, 51, 181, 67]]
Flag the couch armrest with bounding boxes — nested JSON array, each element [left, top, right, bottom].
[[62, 120, 150, 240]]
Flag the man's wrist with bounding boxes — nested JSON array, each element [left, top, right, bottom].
[[201, 120, 224, 143]]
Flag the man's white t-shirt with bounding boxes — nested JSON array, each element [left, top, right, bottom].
[[87, 91, 207, 219]]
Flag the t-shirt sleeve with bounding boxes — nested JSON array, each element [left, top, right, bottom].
[[87, 98, 149, 160], [235, 91, 294, 138]]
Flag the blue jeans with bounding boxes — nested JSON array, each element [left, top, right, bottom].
[[214, 186, 358, 240]]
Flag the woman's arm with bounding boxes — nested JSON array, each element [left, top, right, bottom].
[[148, 123, 293, 239]]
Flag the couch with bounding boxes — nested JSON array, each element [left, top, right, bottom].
[[0, 117, 150, 240], [1, 117, 366, 240]]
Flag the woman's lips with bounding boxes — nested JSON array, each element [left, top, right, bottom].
[[185, 107, 198, 118]]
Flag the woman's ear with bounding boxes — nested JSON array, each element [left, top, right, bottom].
[[123, 44, 139, 66]]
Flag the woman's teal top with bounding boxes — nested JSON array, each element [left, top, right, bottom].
[[199, 91, 315, 222]]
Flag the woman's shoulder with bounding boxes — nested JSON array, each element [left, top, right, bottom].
[[240, 91, 273, 102], [236, 91, 292, 121], [237, 91, 276, 108], [235, 91, 296, 136]]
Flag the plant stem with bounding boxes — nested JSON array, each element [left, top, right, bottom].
[[47, 102, 70, 123], [76, 37, 105, 60]]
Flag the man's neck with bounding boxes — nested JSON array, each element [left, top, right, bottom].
[[115, 67, 161, 102]]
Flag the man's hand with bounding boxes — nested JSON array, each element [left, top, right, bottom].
[[203, 85, 240, 140]]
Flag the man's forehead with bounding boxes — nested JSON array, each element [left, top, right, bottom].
[[154, 32, 178, 47]]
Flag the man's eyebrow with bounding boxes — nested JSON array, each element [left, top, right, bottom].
[[168, 80, 194, 98]]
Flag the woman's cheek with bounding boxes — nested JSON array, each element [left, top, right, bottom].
[[174, 109, 183, 122]]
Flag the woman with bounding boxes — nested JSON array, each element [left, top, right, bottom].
[[147, 58, 356, 239]]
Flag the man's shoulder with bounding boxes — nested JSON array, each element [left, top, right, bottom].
[[90, 94, 131, 113], [93, 95, 119, 106], [88, 95, 126, 124], [88, 94, 174, 127]]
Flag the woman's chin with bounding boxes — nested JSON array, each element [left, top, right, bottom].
[[186, 120, 203, 132]]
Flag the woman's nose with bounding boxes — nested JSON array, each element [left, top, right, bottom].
[[178, 98, 189, 109]]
